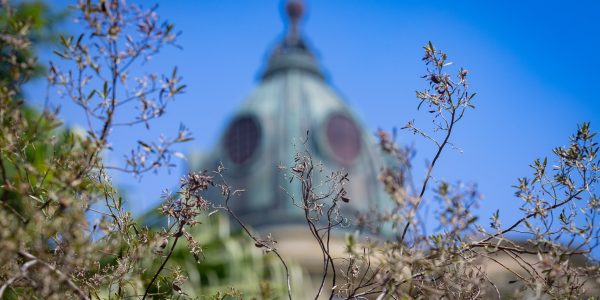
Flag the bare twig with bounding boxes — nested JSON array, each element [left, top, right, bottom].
[[18, 251, 90, 300]]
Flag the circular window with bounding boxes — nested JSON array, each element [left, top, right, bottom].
[[326, 114, 361, 163], [224, 115, 261, 165]]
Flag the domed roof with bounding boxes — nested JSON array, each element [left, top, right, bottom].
[[191, 1, 387, 228]]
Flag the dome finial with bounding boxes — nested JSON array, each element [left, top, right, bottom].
[[286, 0, 304, 42], [262, 0, 323, 80]]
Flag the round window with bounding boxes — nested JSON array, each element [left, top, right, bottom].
[[326, 114, 361, 163], [224, 115, 261, 165]]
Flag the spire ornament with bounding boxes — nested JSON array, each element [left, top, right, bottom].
[[262, 0, 323, 80], [286, 0, 304, 43]]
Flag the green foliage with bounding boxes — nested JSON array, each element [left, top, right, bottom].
[[0, 0, 64, 83], [157, 214, 305, 298]]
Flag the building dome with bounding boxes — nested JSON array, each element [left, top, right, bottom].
[[191, 1, 387, 230]]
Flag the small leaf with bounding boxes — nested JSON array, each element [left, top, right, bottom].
[[173, 152, 186, 160], [177, 137, 193, 143], [137, 140, 153, 152], [87, 89, 96, 100], [53, 50, 69, 59], [174, 84, 186, 94], [467, 216, 478, 225], [59, 35, 70, 48], [76, 34, 84, 46], [103, 81, 108, 98]]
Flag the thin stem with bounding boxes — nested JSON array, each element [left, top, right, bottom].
[[399, 107, 456, 244], [217, 171, 293, 300], [18, 251, 90, 300], [0, 153, 8, 202], [142, 226, 182, 300], [474, 189, 584, 246]]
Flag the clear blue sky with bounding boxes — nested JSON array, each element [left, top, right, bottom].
[[28, 1, 600, 234]]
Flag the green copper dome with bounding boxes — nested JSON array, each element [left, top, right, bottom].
[[190, 2, 387, 229], [261, 36, 323, 80]]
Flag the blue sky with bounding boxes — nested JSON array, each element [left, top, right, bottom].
[[29, 1, 600, 235]]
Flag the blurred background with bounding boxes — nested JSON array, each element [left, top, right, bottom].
[[25, 0, 600, 242]]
